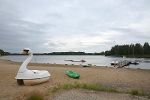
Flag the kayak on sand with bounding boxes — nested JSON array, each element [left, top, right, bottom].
[[66, 70, 80, 79]]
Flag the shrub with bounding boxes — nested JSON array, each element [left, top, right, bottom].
[[131, 89, 139, 95], [26, 90, 44, 100]]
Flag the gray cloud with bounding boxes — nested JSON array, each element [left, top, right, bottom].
[[0, 0, 150, 53]]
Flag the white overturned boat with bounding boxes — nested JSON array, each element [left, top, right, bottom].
[[110, 61, 118, 65], [15, 48, 50, 86], [130, 61, 139, 65]]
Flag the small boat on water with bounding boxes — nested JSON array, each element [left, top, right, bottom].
[[123, 55, 126, 59], [82, 64, 92, 67], [66, 70, 80, 79], [15, 48, 50, 86], [64, 59, 73, 61], [130, 61, 139, 65], [65, 59, 86, 62], [72, 59, 86, 62], [110, 61, 118, 65]]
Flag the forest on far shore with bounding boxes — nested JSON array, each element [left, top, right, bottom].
[[0, 42, 150, 58], [0, 49, 10, 56], [104, 42, 150, 58]]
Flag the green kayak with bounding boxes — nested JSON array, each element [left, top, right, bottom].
[[66, 70, 80, 79]]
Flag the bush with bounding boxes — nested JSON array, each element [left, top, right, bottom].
[[131, 89, 139, 95], [26, 90, 44, 100]]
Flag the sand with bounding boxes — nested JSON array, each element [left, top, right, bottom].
[[0, 59, 150, 100]]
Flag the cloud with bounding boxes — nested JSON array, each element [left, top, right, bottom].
[[0, 0, 150, 53]]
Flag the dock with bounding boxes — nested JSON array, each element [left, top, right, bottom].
[[116, 60, 131, 68], [112, 60, 139, 68]]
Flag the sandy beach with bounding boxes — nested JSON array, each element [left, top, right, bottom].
[[0, 59, 150, 100]]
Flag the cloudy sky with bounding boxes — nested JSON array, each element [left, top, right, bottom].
[[0, 0, 150, 53]]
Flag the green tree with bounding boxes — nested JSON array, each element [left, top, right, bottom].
[[105, 50, 111, 56], [134, 43, 143, 55], [104, 42, 150, 57], [143, 42, 150, 55], [130, 44, 135, 56], [0, 49, 5, 55]]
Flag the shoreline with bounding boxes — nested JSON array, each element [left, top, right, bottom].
[[1, 58, 150, 70], [0, 59, 150, 100], [1, 55, 150, 70]]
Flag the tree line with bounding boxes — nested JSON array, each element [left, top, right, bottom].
[[0, 49, 10, 56], [1, 42, 150, 57], [104, 42, 150, 58], [31, 52, 103, 55], [2, 51, 104, 55], [46, 52, 103, 55]]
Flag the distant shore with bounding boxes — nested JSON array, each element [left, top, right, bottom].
[[3, 54, 150, 58], [0, 59, 150, 100], [2, 55, 150, 70]]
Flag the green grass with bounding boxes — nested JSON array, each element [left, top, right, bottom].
[[126, 89, 150, 97], [26, 82, 150, 100], [131, 89, 139, 95], [80, 83, 119, 92], [49, 82, 150, 97], [26, 90, 44, 100], [48, 82, 119, 94]]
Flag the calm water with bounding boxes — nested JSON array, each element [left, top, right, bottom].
[[1, 55, 150, 69]]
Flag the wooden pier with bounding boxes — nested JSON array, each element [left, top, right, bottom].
[[116, 60, 131, 68], [112, 60, 139, 68]]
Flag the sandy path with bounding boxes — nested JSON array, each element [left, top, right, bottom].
[[0, 59, 150, 100]]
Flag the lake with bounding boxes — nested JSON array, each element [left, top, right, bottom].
[[1, 55, 150, 69]]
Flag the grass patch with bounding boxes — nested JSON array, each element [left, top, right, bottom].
[[30, 82, 150, 100], [131, 89, 139, 95], [80, 83, 119, 92], [126, 89, 150, 97], [47, 82, 119, 95], [62, 83, 73, 89], [148, 94, 150, 99], [26, 90, 44, 100], [51, 85, 62, 93]]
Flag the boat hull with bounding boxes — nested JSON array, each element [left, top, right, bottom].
[[17, 77, 50, 86]]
